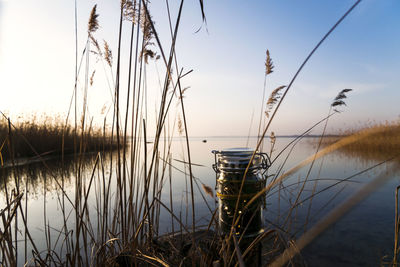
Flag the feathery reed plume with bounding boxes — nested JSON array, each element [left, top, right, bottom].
[[140, 4, 155, 47], [178, 86, 190, 100], [332, 88, 353, 111], [138, 4, 156, 64], [122, 0, 136, 22], [88, 5, 99, 34], [201, 183, 214, 198], [103, 40, 113, 67], [265, 85, 286, 118], [90, 36, 102, 55], [141, 6, 153, 42], [265, 49, 274, 75], [90, 70, 96, 86], [141, 48, 156, 64]]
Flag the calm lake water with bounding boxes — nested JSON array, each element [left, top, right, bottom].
[[1, 136, 399, 266]]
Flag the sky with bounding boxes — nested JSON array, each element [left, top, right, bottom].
[[0, 0, 399, 136]]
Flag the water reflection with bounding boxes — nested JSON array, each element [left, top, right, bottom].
[[0, 154, 97, 198], [0, 137, 399, 266]]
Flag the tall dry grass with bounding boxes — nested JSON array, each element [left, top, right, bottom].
[[2, 0, 399, 267], [0, 114, 114, 162], [319, 121, 400, 162], [1, 1, 211, 266]]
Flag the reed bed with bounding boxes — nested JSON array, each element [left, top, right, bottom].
[[318, 121, 400, 162], [0, 114, 116, 161]]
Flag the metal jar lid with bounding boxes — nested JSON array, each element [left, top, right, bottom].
[[212, 147, 264, 172]]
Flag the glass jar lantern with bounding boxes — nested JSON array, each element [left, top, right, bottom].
[[212, 148, 270, 237]]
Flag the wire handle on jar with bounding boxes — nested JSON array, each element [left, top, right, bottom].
[[259, 153, 271, 175]]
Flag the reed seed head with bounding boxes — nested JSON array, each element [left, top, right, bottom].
[[179, 87, 190, 100], [90, 36, 102, 56], [88, 4, 99, 34], [202, 183, 214, 198], [103, 40, 113, 67], [139, 5, 155, 64], [140, 5, 154, 47], [122, 0, 136, 22], [265, 50, 274, 75], [90, 70, 96, 86], [332, 88, 353, 110], [265, 85, 286, 118], [141, 48, 156, 64]]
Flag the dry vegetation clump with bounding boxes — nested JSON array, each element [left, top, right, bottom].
[[0, 114, 117, 161], [320, 121, 400, 162]]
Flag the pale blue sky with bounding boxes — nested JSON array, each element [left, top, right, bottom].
[[0, 0, 399, 136]]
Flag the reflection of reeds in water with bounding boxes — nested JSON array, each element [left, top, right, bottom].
[[0, 154, 96, 198]]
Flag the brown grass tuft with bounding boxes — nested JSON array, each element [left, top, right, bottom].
[[90, 36, 102, 56], [331, 88, 352, 110], [122, 0, 136, 22], [321, 121, 400, 162], [88, 4, 99, 34], [201, 183, 214, 198], [265, 85, 286, 118], [265, 50, 274, 75], [141, 48, 156, 64], [90, 70, 96, 86], [103, 40, 113, 67], [140, 5, 154, 47]]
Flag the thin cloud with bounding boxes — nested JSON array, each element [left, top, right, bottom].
[[297, 82, 385, 100]]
